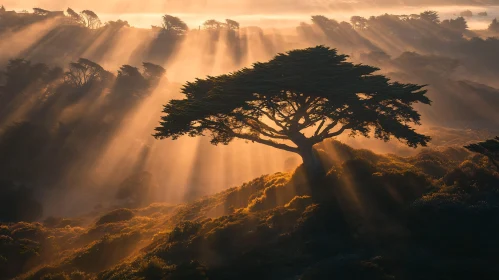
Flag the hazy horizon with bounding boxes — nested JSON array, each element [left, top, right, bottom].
[[4, 0, 499, 13], [4, 2, 499, 30], [1, 0, 498, 218]]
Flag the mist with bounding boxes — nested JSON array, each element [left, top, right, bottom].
[[1, 2, 499, 280], [0, 2, 498, 219]]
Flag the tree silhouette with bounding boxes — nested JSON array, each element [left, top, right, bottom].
[[2, 59, 49, 92], [203, 19, 223, 30], [312, 15, 339, 31], [420, 11, 440, 24], [350, 16, 368, 30], [225, 19, 240, 30], [64, 58, 112, 88], [465, 137, 499, 170], [489, 18, 499, 33], [33, 8, 50, 16], [161, 15, 188, 35], [116, 65, 148, 94], [155, 46, 431, 176], [81, 10, 101, 29], [105, 19, 130, 29], [142, 62, 166, 83], [112, 62, 165, 100], [441, 17, 468, 32], [460, 10, 473, 18], [66, 8, 84, 25]]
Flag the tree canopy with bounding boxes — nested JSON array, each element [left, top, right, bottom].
[[33, 8, 50, 16], [113, 62, 165, 99], [465, 137, 499, 170], [442, 17, 468, 32], [64, 58, 113, 88], [105, 19, 130, 29], [489, 18, 499, 33], [155, 46, 431, 174], [81, 10, 101, 29], [203, 19, 223, 30], [225, 19, 240, 30], [420, 10, 440, 24], [350, 16, 368, 30], [161, 15, 188, 35], [66, 8, 84, 25]]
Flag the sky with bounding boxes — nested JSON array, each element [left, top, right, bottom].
[[2, 0, 499, 215], [4, 0, 499, 29], [5, 0, 499, 14]]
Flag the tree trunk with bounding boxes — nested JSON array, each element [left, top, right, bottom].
[[299, 145, 325, 179]]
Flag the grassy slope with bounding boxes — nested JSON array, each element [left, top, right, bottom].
[[1, 140, 499, 280]]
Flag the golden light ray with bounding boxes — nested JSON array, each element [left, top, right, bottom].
[[0, 17, 60, 63]]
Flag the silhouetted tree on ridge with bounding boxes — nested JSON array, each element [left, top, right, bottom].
[[154, 46, 431, 180], [161, 14, 188, 36], [419, 11, 440, 24], [80, 10, 101, 29], [465, 137, 499, 170], [203, 19, 223, 30], [460, 10, 473, 18], [33, 8, 50, 16], [225, 19, 240, 30], [112, 62, 165, 100], [350, 16, 368, 30], [64, 58, 113, 88], [66, 8, 84, 25], [489, 18, 499, 33], [441, 17, 468, 32], [105, 19, 130, 29], [142, 62, 166, 82]]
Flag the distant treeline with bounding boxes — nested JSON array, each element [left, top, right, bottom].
[[0, 58, 166, 222], [1, 6, 499, 222], [1, 6, 499, 72]]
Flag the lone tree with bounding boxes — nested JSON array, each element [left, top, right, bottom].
[[154, 46, 431, 176], [80, 10, 101, 29], [203, 19, 223, 30], [161, 15, 189, 36], [64, 58, 113, 88], [225, 19, 240, 30], [489, 18, 499, 33], [33, 8, 50, 16], [465, 137, 499, 170], [419, 10, 440, 24], [66, 8, 84, 25], [350, 16, 368, 30]]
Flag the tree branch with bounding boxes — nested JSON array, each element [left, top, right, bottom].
[[317, 119, 339, 138], [314, 118, 327, 136], [232, 132, 299, 153], [324, 125, 350, 139]]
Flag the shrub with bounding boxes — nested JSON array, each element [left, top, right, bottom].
[[95, 209, 134, 225], [137, 256, 171, 279], [69, 231, 142, 272], [285, 196, 313, 210]]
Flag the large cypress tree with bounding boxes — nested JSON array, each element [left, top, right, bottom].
[[154, 46, 431, 176]]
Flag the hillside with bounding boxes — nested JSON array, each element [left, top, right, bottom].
[[1, 6, 499, 280], [1, 140, 498, 280]]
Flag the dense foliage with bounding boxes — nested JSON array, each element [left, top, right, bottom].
[[0, 6, 499, 280], [0, 141, 498, 279], [155, 47, 431, 174]]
